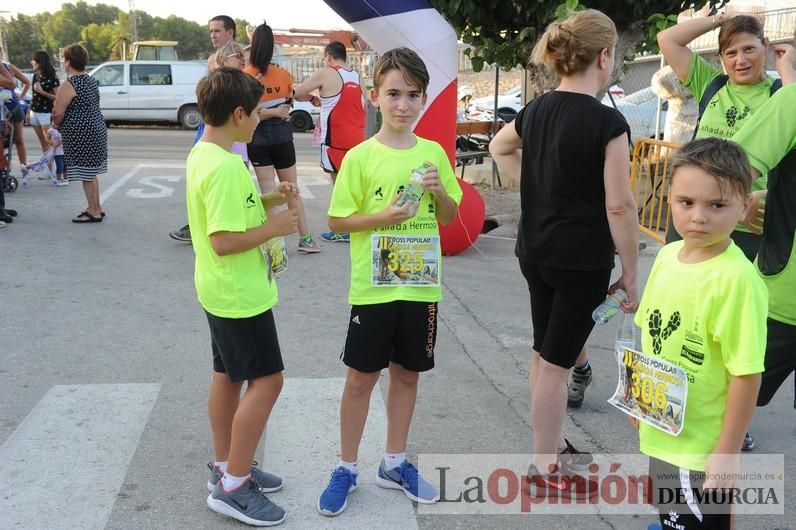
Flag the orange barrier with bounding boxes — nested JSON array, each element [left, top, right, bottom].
[[629, 137, 682, 244]]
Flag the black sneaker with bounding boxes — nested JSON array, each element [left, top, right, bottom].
[[558, 438, 593, 471], [567, 364, 592, 408], [4, 209, 17, 217], [526, 463, 598, 501], [169, 224, 191, 242], [207, 479, 286, 526], [742, 431, 755, 452]]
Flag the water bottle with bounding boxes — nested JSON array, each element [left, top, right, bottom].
[[395, 163, 430, 208], [592, 289, 628, 325], [616, 312, 639, 356]]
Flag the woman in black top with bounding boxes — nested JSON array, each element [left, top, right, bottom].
[[29, 50, 60, 160], [490, 9, 639, 495]]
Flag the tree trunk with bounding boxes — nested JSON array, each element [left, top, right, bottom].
[[523, 23, 646, 102]]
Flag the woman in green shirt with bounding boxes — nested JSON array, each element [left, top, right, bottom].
[[658, 14, 794, 258], [658, 13, 796, 452]]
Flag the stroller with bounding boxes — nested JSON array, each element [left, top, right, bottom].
[[1, 104, 19, 193]]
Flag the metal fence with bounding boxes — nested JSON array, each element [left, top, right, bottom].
[[629, 137, 681, 243], [274, 51, 380, 83]]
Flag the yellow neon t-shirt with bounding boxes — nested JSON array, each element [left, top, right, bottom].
[[187, 141, 278, 318], [328, 136, 462, 305], [634, 241, 767, 471]]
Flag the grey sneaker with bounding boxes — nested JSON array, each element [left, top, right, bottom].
[[297, 234, 321, 254], [207, 461, 283, 493], [207, 479, 286, 526], [567, 364, 592, 408], [169, 224, 191, 242]]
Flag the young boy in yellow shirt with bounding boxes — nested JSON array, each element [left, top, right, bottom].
[[633, 137, 767, 529], [316, 48, 462, 516], [187, 67, 299, 526]]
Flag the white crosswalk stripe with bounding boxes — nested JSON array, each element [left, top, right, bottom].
[[0, 384, 161, 529]]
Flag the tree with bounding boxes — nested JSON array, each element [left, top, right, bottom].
[[81, 23, 118, 62], [41, 12, 83, 55], [6, 14, 44, 65], [429, 0, 728, 94], [150, 16, 207, 59]]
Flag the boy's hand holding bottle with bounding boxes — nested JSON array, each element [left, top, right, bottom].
[[383, 194, 418, 224], [419, 163, 446, 198]]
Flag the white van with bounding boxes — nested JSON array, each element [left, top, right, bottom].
[[89, 60, 206, 129]]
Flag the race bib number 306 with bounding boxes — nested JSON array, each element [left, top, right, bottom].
[[608, 347, 689, 436], [371, 235, 440, 287]]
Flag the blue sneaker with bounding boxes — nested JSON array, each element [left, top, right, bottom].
[[376, 460, 439, 504], [320, 231, 350, 243], [317, 466, 357, 516]]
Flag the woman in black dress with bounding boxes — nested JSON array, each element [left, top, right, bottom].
[[53, 44, 108, 223]]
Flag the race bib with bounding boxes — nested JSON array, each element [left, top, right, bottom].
[[260, 237, 288, 282], [608, 347, 688, 436], [371, 235, 440, 287]]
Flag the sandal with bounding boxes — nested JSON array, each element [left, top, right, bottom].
[[80, 210, 106, 218], [72, 211, 103, 223]]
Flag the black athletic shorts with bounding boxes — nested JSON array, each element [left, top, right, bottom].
[[342, 301, 438, 373], [518, 260, 611, 369], [757, 317, 796, 408], [650, 457, 732, 529], [247, 141, 296, 169], [205, 309, 284, 382]]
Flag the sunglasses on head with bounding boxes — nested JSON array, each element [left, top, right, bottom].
[[227, 52, 244, 59]]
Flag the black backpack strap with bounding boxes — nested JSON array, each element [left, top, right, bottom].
[[692, 74, 729, 140], [770, 77, 782, 95]]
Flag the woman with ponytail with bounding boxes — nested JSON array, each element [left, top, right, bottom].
[[490, 9, 639, 498]]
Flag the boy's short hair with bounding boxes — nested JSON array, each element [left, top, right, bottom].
[[196, 67, 263, 127], [373, 47, 429, 94], [669, 137, 753, 199]]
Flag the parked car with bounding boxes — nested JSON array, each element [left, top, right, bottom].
[[603, 87, 667, 144], [89, 60, 206, 129], [290, 100, 320, 132], [468, 85, 521, 121]]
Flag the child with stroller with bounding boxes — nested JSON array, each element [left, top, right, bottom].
[[21, 127, 66, 187]]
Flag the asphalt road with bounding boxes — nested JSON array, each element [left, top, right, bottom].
[[0, 127, 793, 530]]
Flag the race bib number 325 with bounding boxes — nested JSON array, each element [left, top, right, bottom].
[[371, 235, 440, 287]]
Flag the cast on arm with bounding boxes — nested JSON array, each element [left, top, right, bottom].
[[603, 133, 639, 311]]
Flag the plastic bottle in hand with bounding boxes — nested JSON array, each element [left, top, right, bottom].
[[616, 311, 639, 357], [592, 289, 628, 325], [395, 163, 430, 208]]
